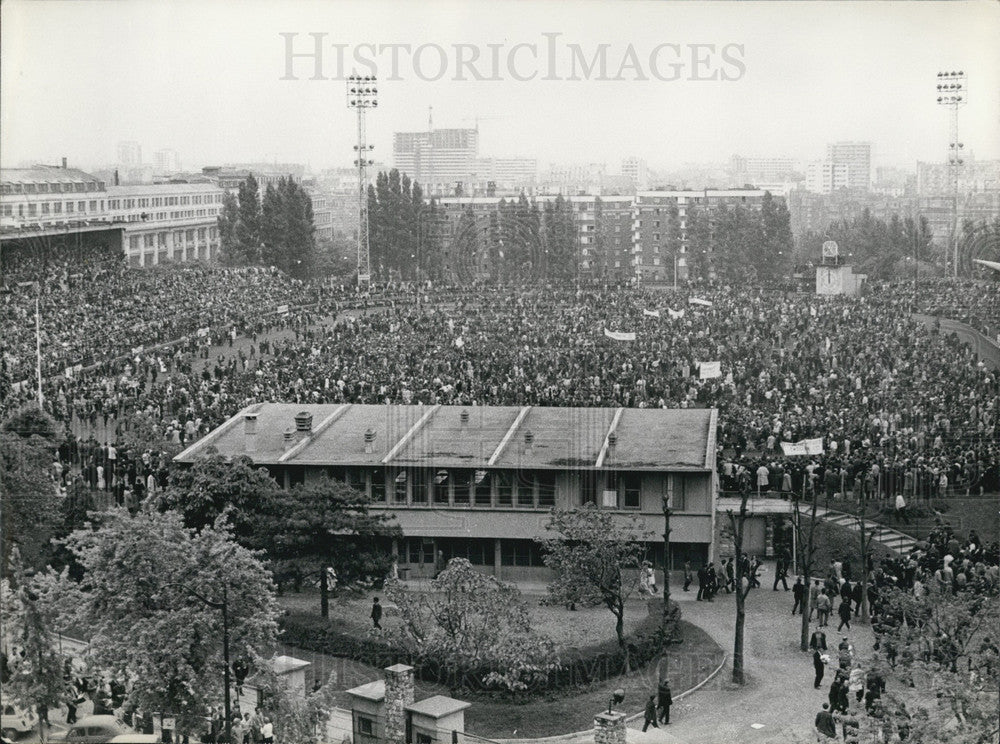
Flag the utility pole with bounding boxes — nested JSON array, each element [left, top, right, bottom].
[[936, 70, 966, 278], [347, 74, 377, 289]]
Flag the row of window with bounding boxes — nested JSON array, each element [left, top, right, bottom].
[[401, 537, 547, 567], [284, 467, 677, 511], [1, 181, 103, 194], [5, 200, 101, 217], [127, 227, 216, 251]]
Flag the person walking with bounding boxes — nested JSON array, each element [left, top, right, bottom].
[[657, 681, 672, 724], [813, 649, 826, 689], [816, 589, 831, 627], [815, 703, 837, 740], [895, 493, 908, 524], [791, 576, 806, 615], [683, 561, 693, 592], [370, 597, 383, 630], [808, 579, 821, 619], [642, 695, 659, 732], [261, 718, 274, 744], [837, 599, 852, 632], [773, 553, 790, 591]]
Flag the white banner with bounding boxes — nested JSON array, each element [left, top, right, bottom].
[[667, 308, 685, 319], [131, 345, 144, 355], [277, 304, 289, 314], [643, 309, 660, 318], [780, 437, 825, 456], [604, 328, 636, 342], [698, 361, 722, 379], [196, 327, 210, 337], [689, 297, 713, 307]]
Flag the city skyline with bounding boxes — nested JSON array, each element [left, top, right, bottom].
[[2, 0, 999, 175]]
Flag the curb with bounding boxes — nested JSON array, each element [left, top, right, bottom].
[[494, 652, 728, 744]]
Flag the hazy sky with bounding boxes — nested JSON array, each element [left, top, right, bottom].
[[3, 0, 999, 174]]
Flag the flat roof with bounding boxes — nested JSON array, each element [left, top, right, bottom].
[[345, 680, 385, 702], [175, 404, 716, 472], [406, 695, 471, 718]]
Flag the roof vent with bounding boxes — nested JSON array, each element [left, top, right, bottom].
[[460, 409, 470, 426], [283, 427, 295, 452], [524, 430, 534, 449], [608, 431, 617, 448], [364, 428, 376, 454], [295, 411, 313, 433]]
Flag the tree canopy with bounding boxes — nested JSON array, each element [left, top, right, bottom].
[[384, 558, 560, 692]]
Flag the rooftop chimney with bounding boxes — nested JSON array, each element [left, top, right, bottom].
[[460, 409, 470, 427], [364, 428, 376, 454], [283, 427, 295, 452], [523, 430, 534, 453], [61, 157, 68, 169], [244, 413, 258, 454], [294, 411, 313, 434]]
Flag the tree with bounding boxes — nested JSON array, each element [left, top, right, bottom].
[[793, 482, 822, 651], [539, 505, 651, 665], [52, 508, 280, 740], [726, 491, 753, 685], [0, 551, 73, 742], [856, 585, 1000, 743], [250, 658, 339, 744], [235, 175, 262, 264], [217, 191, 241, 265], [262, 476, 400, 618], [1, 429, 61, 574], [156, 454, 282, 547], [384, 558, 560, 692]]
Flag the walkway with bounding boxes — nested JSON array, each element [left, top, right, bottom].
[[620, 586, 875, 744]]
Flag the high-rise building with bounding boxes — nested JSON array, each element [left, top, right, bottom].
[[117, 141, 142, 168], [826, 142, 872, 191], [805, 161, 851, 194], [153, 149, 181, 174], [621, 157, 649, 190], [393, 128, 479, 193], [729, 156, 797, 185]]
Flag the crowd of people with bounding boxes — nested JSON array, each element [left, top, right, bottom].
[[3, 252, 996, 519], [807, 514, 998, 741]]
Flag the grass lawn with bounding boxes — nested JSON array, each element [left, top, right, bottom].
[[278, 589, 650, 650], [276, 589, 723, 738]]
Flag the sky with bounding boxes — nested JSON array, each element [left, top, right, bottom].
[[2, 0, 999, 174]]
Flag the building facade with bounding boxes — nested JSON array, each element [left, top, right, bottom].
[[805, 161, 851, 195], [393, 128, 479, 194], [175, 403, 720, 579], [632, 189, 772, 283], [105, 182, 225, 266], [826, 142, 872, 192]]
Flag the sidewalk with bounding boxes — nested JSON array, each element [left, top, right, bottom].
[[543, 582, 874, 744]]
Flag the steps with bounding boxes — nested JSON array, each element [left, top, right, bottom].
[[799, 504, 919, 556]]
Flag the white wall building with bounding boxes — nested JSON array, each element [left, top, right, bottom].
[[805, 161, 851, 195]]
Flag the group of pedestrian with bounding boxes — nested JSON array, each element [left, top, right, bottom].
[[641, 679, 673, 730]]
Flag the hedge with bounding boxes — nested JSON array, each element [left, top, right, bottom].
[[278, 598, 681, 697]]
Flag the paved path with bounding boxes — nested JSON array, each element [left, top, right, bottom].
[[616, 583, 874, 744]]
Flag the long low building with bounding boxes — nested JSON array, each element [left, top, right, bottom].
[[175, 403, 719, 580]]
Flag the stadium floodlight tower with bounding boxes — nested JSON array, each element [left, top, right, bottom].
[[936, 70, 967, 278], [347, 74, 377, 289]]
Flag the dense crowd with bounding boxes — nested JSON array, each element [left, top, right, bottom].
[[3, 252, 998, 510]]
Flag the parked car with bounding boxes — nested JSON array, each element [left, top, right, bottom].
[[57, 716, 158, 744], [1, 704, 38, 740]]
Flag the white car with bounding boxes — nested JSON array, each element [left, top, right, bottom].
[[1, 705, 38, 740], [59, 716, 158, 744]]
